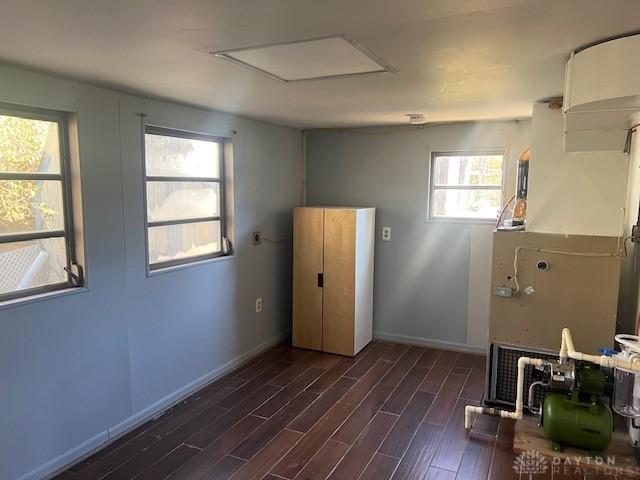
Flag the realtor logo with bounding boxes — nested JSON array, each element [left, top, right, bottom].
[[513, 450, 549, 479]]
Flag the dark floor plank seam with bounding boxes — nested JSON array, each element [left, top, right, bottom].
[[238, 352, 395, 472], [378, 360, 464, 478], [353, 414, 401, 480], [278, 342, 406, 478], [423, 369, 470, 428], [187, 351, 330, 453]]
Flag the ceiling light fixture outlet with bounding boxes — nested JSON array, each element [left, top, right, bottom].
[[406, 113, 427, 125]]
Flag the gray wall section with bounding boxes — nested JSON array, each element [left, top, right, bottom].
[[305, 120, 531, 347], [0, 64, 301, 480]]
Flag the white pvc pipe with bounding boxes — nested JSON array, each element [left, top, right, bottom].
[[465, 328, 640, 430], [464, 357, 546, 429], [560, 328, 640, 371]]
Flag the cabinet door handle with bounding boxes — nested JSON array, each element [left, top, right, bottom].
[[317, 273, 324, 288]]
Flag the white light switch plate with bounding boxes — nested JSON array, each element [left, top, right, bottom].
[[382, 226, 391, 241]]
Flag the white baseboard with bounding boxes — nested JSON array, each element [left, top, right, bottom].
[[373, 330, 487, 354], [20, 330, 290, 480]]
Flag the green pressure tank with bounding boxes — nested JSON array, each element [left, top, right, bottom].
[[542, 393, 613, 454]]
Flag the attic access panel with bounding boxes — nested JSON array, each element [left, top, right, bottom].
[[213, 35, 396, 82]]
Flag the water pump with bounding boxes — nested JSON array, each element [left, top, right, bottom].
[[465, 329, 640, 458], [530, 359, 614, 455]]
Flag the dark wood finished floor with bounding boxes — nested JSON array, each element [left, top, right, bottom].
[[52, 341, 531, 480]]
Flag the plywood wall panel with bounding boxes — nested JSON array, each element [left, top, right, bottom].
[[489, 231, 620, 352]]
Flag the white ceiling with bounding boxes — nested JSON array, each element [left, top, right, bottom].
[[0, 0, 638, 128]]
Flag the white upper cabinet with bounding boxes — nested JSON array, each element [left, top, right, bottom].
[[563, 34, 640, 152]]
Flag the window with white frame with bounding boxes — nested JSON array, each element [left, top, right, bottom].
[[143, 126, 229, 270], [429, 151, 504, 222], [0, 104, 81, 301]]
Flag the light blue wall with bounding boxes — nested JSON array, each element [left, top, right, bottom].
[[0, 64, 301, 480], [305, 121, 531, 349]]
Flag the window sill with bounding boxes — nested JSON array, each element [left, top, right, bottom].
[[147, 254, 235, 277], [0, 285, 89, 311], [427, 218, 497, 225]]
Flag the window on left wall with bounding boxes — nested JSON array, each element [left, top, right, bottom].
[[143, 126, 230, 271], [0, 105, 81, 302]]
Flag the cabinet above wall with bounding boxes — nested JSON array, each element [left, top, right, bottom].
[[563, 34, 640, 152]]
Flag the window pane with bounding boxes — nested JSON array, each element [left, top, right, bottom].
[[0, 237, 68, 295], [433, 154, 502, 186], [145, 133, 220, 178], [0, 180, 65, 234], [0, 115, 60, 174], [148, 220, 221, 265], [432, 189, 501, 220], [147, 181, 219, 223]]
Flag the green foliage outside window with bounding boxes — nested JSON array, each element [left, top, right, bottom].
[[0, 115, 58, 233]]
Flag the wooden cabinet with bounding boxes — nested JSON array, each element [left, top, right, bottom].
[[292, 207, 375, 356]]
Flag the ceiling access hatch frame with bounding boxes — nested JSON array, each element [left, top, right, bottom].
[[211, 34, 397, 83]]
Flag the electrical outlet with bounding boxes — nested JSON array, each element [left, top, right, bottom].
[[252, 231, 262, 246], [382, 226, 391, 241], [255, 297, 263, 313]]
